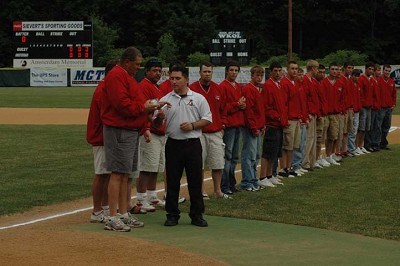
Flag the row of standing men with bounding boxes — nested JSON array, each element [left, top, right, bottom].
[[87, 46, 397, 232]]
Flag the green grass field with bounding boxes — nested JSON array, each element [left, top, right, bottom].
[[0, 86, 399, 244], [0, 87, 94, 108], [0, 124, 399, 242]]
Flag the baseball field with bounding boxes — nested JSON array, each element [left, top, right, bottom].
[[0, 87, 399, 265]]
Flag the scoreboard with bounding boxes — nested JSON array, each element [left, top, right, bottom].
[[209, 31, 250, 66], [13, 21, 93, 68]]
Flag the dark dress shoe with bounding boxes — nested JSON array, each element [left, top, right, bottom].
[[191, 218, 208, 227], [164, 219, 178, 226]]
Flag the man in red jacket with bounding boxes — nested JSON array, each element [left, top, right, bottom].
[[356, 62, 375, 154], [240, 66, 272, 190], [133, 59, 166, 214], [347, 69, 363, 156], [189, 62, 229, 198], [259, 62, 288, 184], [87, 59, 118, 223], [366, 64, 384, 151], [101, 47, 157, 232], [220, 60, 246, 195], [320, 62, 344, 165], [378, 64, 396, 150], [279, 61, 307, 176]]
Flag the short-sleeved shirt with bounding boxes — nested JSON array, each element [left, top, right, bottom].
[[160, 89, 212, 140]]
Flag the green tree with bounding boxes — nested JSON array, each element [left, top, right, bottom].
[[187, 52, 210, 67], [317, 50, 369, 66], [92, 15, 120, 66], [157, 33, 178, 65]]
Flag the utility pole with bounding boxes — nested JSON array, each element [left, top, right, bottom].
[[288, 0, 293, 61]]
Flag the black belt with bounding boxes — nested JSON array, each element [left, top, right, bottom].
[[168, 137, 199, 142]]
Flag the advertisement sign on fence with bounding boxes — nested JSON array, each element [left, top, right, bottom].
[[70, 68, 105, 86], [30, 68, 67, 86]]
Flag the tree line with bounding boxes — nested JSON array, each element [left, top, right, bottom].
[[1, 0, 399, 68]]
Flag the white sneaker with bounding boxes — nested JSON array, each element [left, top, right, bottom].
[[314, 162, 323, 169], [137, 200, 156, 212], [149, 196, 165, 207], [319, 158, 331, 167], [120, 213, 144, 228], [90, 211, 107, 223], [104, 216, 131, 232], [356, 147, 365, 155], [294, 169, 303, 176], [270, 176, 284, 185], [328, 155, 340, 165], [332, 154, 342, 162], [258, 178, 276, 188], [361, 147, 370, 154], [299, 168, 309, 173]]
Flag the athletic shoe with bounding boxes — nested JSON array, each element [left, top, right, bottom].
[[332, 154, 342, 162], [178, 196, 186, 204], [328, 155, 340, 165], [149, 196, 165, 207], [137, 201, 156, 212], [297, 168, 307, 174], [252, 185, 261, 191], [129, 205, 147, 214], [202, 192, 210, 200], [355, 147, 365, 155], [104, 217, 131, 232], [278, 170, 289, 178], [258, 178, 276, 188], [120, 213, 144, 228], [361, 147, 370, 154], [164, 194, 186, 204], [294, 169, 303, 176], [90, 211, 107, 223], [314, 162, 323, 169], [270, 176, 284, 185], [317, 159, 330, 167], [289, 171, 298, 177]]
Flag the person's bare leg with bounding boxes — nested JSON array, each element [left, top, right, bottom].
[[212, 169, 223, 197], [260, 158, 267, 178], [119, 174, 129, 214], [101, 174, 110, 207], [108, 173, 123, 216]]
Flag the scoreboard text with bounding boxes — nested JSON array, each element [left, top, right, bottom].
[[13, 21, 93, 68]]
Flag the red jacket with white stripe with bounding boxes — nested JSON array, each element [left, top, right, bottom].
[[241, 82, 265, 134], [219, 79, 245, 127], [378, 76, 397, 108], [261, 78, 288, 128], [189, 80, 227, 133], [86, 80, 105, 146]]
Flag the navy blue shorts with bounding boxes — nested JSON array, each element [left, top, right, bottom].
[[262, 127, 283, 161]]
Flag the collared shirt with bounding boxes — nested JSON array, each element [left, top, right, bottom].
[[160, 88, 212, 140]]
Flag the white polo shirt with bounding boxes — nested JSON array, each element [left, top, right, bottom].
[[160, 89, 212, 140]]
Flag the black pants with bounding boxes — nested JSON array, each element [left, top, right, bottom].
[[165, 138, 204, 220]]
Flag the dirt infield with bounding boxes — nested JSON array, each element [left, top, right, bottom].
[[1, 108, 399, 265]]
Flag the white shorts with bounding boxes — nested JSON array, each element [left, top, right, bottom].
[[93, 146, 111, 175], [138, 133, 166, 173], [200, 131, 225, 170]]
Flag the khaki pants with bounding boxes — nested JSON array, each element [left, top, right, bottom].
[[302, 115, 316, 169]]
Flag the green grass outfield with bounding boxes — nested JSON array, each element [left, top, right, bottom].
[[0, 124, 399, 242], [0, 87, 94, 108], [0, 86, 399, 114]]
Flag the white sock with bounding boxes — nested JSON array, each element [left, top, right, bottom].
[[137, 192, 146, 203], [102, 205, 109, 211], [147, 190, 157, 199], [93, 210, 103, 216]]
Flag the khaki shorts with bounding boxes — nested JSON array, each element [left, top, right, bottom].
[[316, 117, 324, 145], [282, 120, 301, 150], [93, 146, 111, 175], [327, 114, 339, 140], [200, 131, 225, 170], [338, 114, 344, 139], [138, 133, 166, 173], [343, 109, 354, 134]]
